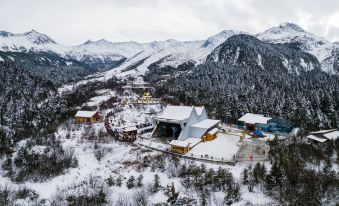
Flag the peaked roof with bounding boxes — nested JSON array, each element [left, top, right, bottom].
[[195, 106, 205, 117], [238, 113, 272, 124], [155, 105, 195, 121], [75, 111, 97, 118], [306, 135, 328, 143], [310, 129, 337, 134], [307, 129, 339, 142], [323, 131, 339, 140]]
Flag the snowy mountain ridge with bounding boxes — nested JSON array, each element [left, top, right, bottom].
[[0, 28, 245, 74], [1, 23, 338, 77], [255, 23, 337, 63]]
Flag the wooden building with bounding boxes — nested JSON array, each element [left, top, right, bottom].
[[169, 138, 201, 154], [133, 91, 160, 104], [203, 128, 219, 141], [75, 111, 100, 124], [122, 126, 138, 141]]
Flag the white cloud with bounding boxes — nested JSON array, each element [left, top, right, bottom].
[[0, 0, 338, 44]]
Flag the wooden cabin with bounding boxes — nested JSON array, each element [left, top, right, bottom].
[[75, 111, 100, 124], [122, 126, 138, 141], [169, 138, 201, 154], [203, 128, 219, 141]]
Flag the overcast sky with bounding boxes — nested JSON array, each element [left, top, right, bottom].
[[0, 0, 338, 45]]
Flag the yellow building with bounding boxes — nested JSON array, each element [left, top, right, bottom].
[[136, 92, 160, 104], [121, 98, 129, 105], [169, 138, 201, 154], [75, 111, 100, 124], [203, 128, 219, 141]]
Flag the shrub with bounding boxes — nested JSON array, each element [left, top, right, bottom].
[[6, 136, 78, 182], [0, 185, 39, 205], [50, 176, 108, 206]]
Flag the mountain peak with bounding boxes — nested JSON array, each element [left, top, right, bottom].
[[23, 29, 56, 44], [24, 29, 39, 35], [202, 30, 244, 48], [83, 39, 112, 45], [0, 31, 14, 37], [96, 39, 111, 43], [84, 39, 93, 44], [278, 22, 305, 32]]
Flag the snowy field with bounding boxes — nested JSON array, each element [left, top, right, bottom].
[[0, 126, 275, 205], [0, 86, 278, 205], [107, 104, 163, 128], [85, 89, 116, 107], [187, 133, 240, 161]]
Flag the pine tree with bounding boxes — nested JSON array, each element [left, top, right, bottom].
[[115, 176, 122, 187], [225, 183, 241, 205], [137, 174, 143, 187], [165, 182, 179, 204], [199, 189, 208, 206], [106, 176, 115, 187], [126, 175, 135, 189], [178, 164, 187, 177], [242, 168, 248, 185], [0, 128, 12, 156], [152, 174, 160, 193]]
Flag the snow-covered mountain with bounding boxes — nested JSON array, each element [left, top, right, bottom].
[[206, 34, 320, 74], [0, 29, 245, 75], [256, 23, 338, 74], [1, 23, 338, 78]]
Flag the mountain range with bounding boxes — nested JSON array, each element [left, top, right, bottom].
[[1, 22, 338, 82]]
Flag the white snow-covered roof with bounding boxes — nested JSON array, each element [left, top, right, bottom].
[[208, 128, 219, 135], [75, 111, 97, 118], [238, 113, 272, 124], [195, 106, 204, 116], [190, 119, 220, 129], [306, 135, 328, 143], [323, 131, 339, 140], [123, 126, 138, 132], [310, 129, 337, 134], [169, 137, 201, 148], [155, 105, 194, 121]]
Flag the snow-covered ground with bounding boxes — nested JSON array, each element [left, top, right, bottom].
[[85, 90, 116, 107], [0, 85, 278, 205], [0, 122, 275, 205], [107, 104, 163, 128], [187, 133, 240, 161]]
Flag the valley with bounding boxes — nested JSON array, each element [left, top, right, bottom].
[[0, 22, 339, 206]]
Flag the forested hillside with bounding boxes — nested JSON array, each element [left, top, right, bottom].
[[0, 51, 94, 84], [0, 61, 60, 141], [151, 35, 339, 131]]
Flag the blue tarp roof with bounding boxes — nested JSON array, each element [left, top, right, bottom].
[[253, 130, 265, 137]]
